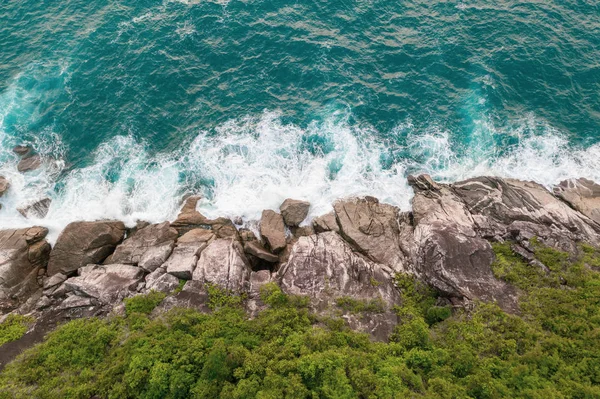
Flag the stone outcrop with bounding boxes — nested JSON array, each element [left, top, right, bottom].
[[17, 198, 51, 219], [312, 211, 339, 233], [280, 199, 310, 226], [47, 221, 126, 276], [259, 210, 286, 252], [164, 228, 213, 280], [244, 240, 279, 263], [278, 232, 399, 340], [409, 175, 519, 312], [0, 176, 9, 197], [145, 267, 181, 293], [63, 264, 144, 304], [172, 196, 238, 239], [0, 227, 51, 306], [553, 178, 600, 225], [110, 222, 177, 272], [193, 238, 252, 293]]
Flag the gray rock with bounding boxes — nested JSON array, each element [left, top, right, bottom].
[[244, 240, 279, 263], [312, 211, 340, 233], [0, 227, 51, 305], [111, 222, 177, 271], [64, 264, 144, 304], [333, 197, 411, 273], [0, 176, 9, 197], [247, 270, 271, 317], [172, 196, 238, 239], [47, 221, 126, 276], [17, 198, 51, 219], [259, 210, 286, 252], [193, 239, 252, 293], [280, 199, 310, 227], [146, 271, 180, 293], [17, 155, 42, 173], [278, 232, 400, 341], [57, 294, 95, 310], [164, 228, 214, 280], [554, 178, 600, 225]]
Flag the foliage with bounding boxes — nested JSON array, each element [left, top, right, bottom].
[[1, 245, 600, 398], [124, 291, 167, 315], [0, 314, 33, 346], [335, 296, 386, 314]]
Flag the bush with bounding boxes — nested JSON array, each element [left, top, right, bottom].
[[124, 291, 166, 315], [0, 314, 33, 346]]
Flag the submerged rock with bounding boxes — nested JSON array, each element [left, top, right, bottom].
[[259, 210, 286, 252], [17, 198, 51, 219], [12, 145, 32, 157], [280, 199, 310, 227], [47, 221, 126, 276], [278, 232, 399, 340], [0, 176, 9, 197], [17, 155, 42, 173]]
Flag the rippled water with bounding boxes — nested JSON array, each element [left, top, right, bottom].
[[1, 0, 599, 238]]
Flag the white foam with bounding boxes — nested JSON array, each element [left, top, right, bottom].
[[1, 108, 600, 243]]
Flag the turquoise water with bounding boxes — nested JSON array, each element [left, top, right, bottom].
[[1, 0, 599, 235]]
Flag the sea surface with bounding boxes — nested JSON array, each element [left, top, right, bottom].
[[1, 0, 599, 240]]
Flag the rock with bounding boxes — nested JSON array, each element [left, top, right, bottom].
[[57, 294, 95, 310], [280, 199, 310, 226], [333, 197, 411, 273], [17, 198, 51, 219], [452, 176, 600, 252], [156, 280, 210, 313], [193, 239, 252, 293], [0, 176, 9, 197], [0, 227, 51, 306], [172, 196, 238, 239], [12, 145, 32, 157], [239, 229, 257, 242], [247, 269, 271, 317], [146, 271, 180, 293], [409, 175, 519, 312], [554, 178, 600, 225], [47, 221, 126, 276], [110, 222, 177, 272], [244, 240, 279, 263], [259, 210, 286, 252], [17, 155, 42, 173], [64, 264, 144, 304], [291, 225, 315, 238], [312, 211, 339, 233], [278, 232, 400, 340], [164, 229, 213, 280]]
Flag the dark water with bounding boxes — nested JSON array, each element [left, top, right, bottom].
[[1, 0, 599, 235]]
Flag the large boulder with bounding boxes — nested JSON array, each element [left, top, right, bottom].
[[409, 175, 519, 312], [278, 232, 400, 340], [193, 238, 252, 294], [0, 227, 51, 305], [554, 178, 600, 225], [110, 222, 177, 272], [312, 211, 339, 233], [452, 176, 600, 252], [172, 196, 238, 239], [0, 176, 9, 197], [17, 155, 42, 173], [63, 264, 144, 304], [280, 199, 310, 227], [47, 221, 126, 276], [164, 228, 213, 280], [333, 197, 413, 273], [259, 210, 286, 252]]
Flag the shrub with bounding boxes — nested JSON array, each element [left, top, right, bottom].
[[124, 290, 166, 315], [0, 314, 33, 346]]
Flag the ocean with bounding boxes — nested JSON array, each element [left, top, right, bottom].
[[1, 0, 599, 240]]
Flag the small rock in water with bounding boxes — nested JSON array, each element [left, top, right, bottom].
[[17, 154, 42, 173], [12, 145, 32, 156], [280, 199, 310, 227], [0, 176, 9, 197], [18, 198, 52, 219]]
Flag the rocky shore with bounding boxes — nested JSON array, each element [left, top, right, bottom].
[[2, 172, 600, 364]]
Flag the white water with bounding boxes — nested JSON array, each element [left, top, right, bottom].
[[2, 107, 600, 243]]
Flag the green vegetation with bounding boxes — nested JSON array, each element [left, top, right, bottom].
[[336, 296, 386, 314], [124, 291, 167, 315], [1, 242, 600, 398], [0, 314, 33, 346]]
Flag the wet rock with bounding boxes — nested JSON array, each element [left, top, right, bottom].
[[410, 175, 519, 312], [0, 176, 9, 197], [47, 221, 126, 276], [111, 222, 177, 272], [193, 238, 252, 293], [554, 178, 600, 225], [64, 264, 144, 304], [259, 210, 286, 252], [333, 197, 411, 273], [17, 154, 42, 173], [280, 199, 310, 227], [12, 145, 32, 157], [17, 198, 51, 219], [278, 232, 399, 340], [244, 240, 279, 263], [172, 196, 238, 239], [312, 211, 339, 233], [0, 227, 51, 306], [164, 229, 213, 280]]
